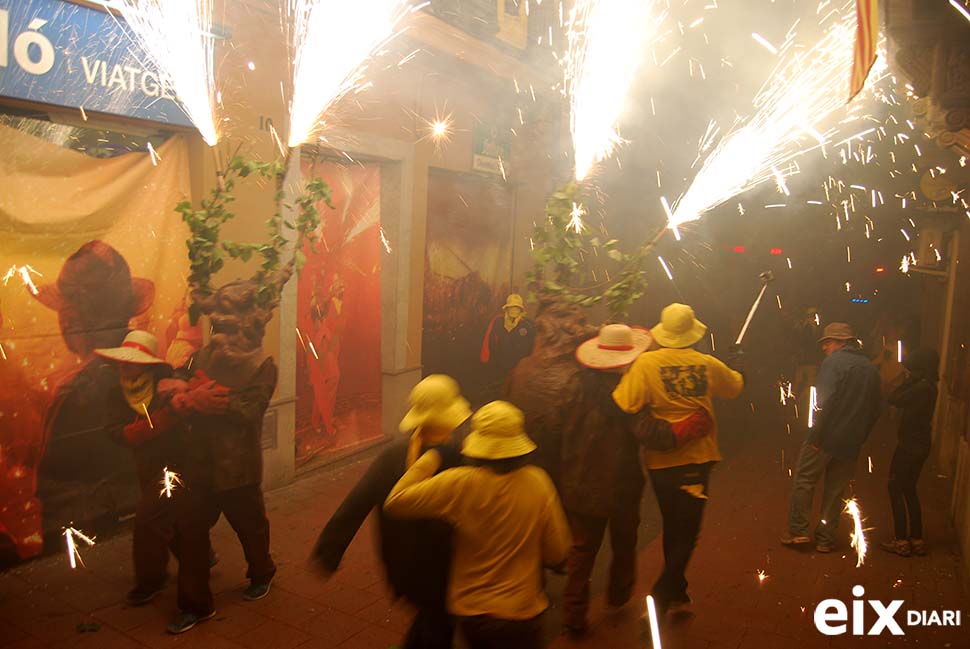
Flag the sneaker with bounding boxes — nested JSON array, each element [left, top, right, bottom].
[[880, 539, 912, 557], [243, 577, 273, 601], [910, 539, 927, 556], [815, 543, 834, 554], [125, 587, 161, 607], [166, 609, 215, 634], [780, 532, 811, 546]]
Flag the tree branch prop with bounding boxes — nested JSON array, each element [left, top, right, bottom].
[[175, 154, 334, 324]]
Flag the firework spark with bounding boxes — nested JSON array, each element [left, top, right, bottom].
[[115, 0, 220, 146], [2, 265, 42, 295], [286, 0, 412, 146], [64, 526, 96, 569], [159, 467, 183, 498], [844, 498, 868, 567], [757, 569, 768, 584], [670, 2, 885, 226], [563, 0, 665, 180], [808, 386, 818, 428], [645, 595, 664, 648], [568, 202, 587, 233]]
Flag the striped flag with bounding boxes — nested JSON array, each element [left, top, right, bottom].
[[849, 0, 878, 102]]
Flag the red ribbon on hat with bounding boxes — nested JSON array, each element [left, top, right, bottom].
[[598, 344, 634, 351], [122, 341, 156, 357]]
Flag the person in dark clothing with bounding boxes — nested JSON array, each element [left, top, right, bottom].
[[563, 324, 713, 636], [311, 374, 472, 649], [881, 348, 939, 557], [480, 294, 536, 401], [95, 331, 186, 605], [782, 322, 882, 553]]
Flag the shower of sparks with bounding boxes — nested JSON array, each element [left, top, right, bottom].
[[751, 33, 778, 55], [563, 0, 665, 180], [159, 467, 183, 498], [115, 0, 220, 146], [568, 202, 587, 233], [645, 595, 664, 649], [757, 569, 768, 584], [64, 526, 96, 569], [379, 226, 392, 253], [2, 265, 42, 295], [670, 2, 886, 226], [779, 381, 793, 405], [808, 386, 818, 428], [844, 498, 868, 567], [286, 0, 412, 146], [897, 340, 903, 363], [657, 256, 674, 280]]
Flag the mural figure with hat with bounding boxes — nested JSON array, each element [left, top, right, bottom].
[[32, 240, 156, 543], [612, 303, 744, 618], [480, 293, 536, 401], [94, 330, 188, 606], [781, 322, 881, 554], [880, 347, 939, 558], [562, 324, 713, 637], [385, 400, 571, 649], [311, 374, 472, 649]]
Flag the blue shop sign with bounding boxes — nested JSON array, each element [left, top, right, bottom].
[[0, 0, 194, 128]]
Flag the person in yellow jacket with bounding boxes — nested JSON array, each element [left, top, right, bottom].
[[612, 303, 744, 617], [385, 400, 571, 649]]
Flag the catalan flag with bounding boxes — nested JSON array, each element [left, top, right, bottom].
[[849, 0, 878, 102]]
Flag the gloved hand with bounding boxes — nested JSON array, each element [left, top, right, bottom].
[[157, 378, 189, 401], [670, 409, 713, 448], [632, 410, 676, 451], [186, 369, 214, 391], [171, 380, 230, 415], [726, 344, 745, 375]]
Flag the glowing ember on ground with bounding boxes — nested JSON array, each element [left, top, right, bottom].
[[563, 0, 665, 180], [115, 0, 220, 146], [844, 498, 868, 567], [159, 467, 183, 498], [64, 526, 96, 569]]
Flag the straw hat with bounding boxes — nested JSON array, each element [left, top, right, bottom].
[[94, 330, 165, 365], [502, 294, 525, 310], [817, 322, 855, 343], [651, 303, 707, 349], [575, 324, 652, 369], [399, 374, 472, 433], [461, 401, 537, 460]]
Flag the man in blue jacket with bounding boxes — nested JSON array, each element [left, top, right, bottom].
[[781, 322, 881, 553]]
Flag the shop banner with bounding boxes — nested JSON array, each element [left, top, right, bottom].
[[0, 0, 194, 127]]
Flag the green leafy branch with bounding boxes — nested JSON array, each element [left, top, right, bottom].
[[527, 182, 648, 321], [175, 155, 334, 323]]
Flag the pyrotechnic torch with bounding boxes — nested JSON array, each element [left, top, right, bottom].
[[735, 271, 775, 346]]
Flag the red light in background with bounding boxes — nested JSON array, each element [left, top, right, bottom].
[[733, 246, 745, 253], [769, 248, 783, 255], [875, 266, 885, 273]]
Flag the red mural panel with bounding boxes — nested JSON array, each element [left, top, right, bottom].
[[295, 160, 383, 466]]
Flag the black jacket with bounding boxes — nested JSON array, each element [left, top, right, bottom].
[[809, 347, 882, 460], [888, 377, 937, 456], [311, 427, 467, 608]]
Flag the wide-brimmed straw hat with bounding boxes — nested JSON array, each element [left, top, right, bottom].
[[575, 324, 652, 369], [817, 322, 855, 343], [399, 374, 472, 433], [503, 294, 525, 310], [462, 401, 537, 460], [651, 303, 707, 349], [94, 330, 165, 365]]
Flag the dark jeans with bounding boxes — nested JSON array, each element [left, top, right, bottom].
[[563, 500, 640, 629], [403, 604, 454, 649], [647, 462, 714, 606], [176, 483, 276, 614], [132, 476, 177, 592], [459, 613, 544, 649], [888, 446, 928, 539], [787, 442, 856, 546]]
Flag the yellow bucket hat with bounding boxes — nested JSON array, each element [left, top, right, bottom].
[[651, 303, 707, 349], [502, 294, 525, 310], [462, 401, 537, 460], [399, 374, 472, 433]]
